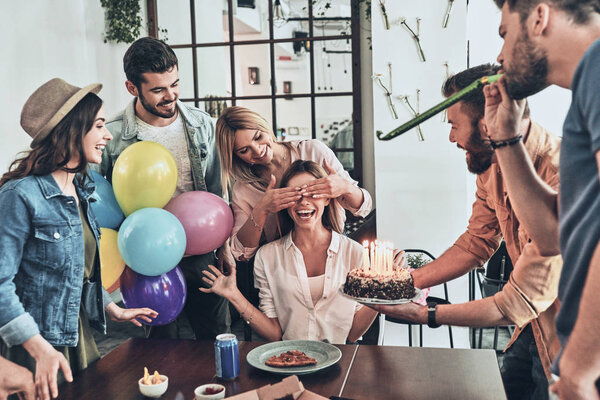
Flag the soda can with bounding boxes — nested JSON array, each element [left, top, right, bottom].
[[215, 333, 239, 380]]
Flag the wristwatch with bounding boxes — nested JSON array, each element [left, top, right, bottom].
[[427, 301, 441, 328]]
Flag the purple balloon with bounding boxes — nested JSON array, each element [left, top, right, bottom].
[[164, 191, 233, 255], [120, 265, 187, 326]]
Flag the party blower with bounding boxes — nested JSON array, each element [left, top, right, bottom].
[[376, 73, 503, 141]]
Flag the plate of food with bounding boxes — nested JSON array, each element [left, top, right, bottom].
[[340, 266, 422, 305], [246, 340, 342, 375]]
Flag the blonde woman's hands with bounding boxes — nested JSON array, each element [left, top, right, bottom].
[[302, 159, 353, 199], [105, 302, 158, 327], [200, 265, 239, 300], [253, 175, 303, 220]]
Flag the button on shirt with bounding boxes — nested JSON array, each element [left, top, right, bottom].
[[254, 231, 362, 344]]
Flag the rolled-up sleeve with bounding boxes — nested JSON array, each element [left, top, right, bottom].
[[0, 188, 40, 346], [494, 242, 562, 327], [453, 182, 502, 265], [253, 249, 277, 319]]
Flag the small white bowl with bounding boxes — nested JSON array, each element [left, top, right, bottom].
[[138, 375, 168, 398], [194, 383, 226, 400]]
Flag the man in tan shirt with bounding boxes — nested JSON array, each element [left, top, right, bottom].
[[373, 64, 562, 399]]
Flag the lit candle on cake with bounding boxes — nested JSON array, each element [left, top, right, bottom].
[[361, 240, 397, 276], [362, 240, 370, 271]]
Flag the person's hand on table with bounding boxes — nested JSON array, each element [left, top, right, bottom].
[[105, 302, 158, 327], [0, 356, 35, 400], [22, 334, 72, 400]]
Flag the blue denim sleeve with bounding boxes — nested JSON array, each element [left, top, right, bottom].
[[0, 187, 40, 346]]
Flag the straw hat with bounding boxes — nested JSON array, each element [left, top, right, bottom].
[[20, 78, 102, 147]]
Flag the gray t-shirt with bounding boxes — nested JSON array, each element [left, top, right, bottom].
[[555, 37, 600, 372], [136, 114, 195, 197]]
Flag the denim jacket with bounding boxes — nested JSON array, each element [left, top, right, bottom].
[[0, 174, 111, 347], [96, 99, 223, 198]]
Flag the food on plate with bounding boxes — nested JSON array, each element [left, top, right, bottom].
[[343, 267, 416, 300], [265, 350, 318, 368], [142, 367, 166, 385]]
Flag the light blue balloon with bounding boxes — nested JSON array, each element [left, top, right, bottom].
[[89, 170, 125, 229], [118, 208, 187, 276]]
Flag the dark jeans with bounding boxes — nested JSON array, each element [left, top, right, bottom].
[[146, 253, 230, 340], [501, 323, 548, 400]]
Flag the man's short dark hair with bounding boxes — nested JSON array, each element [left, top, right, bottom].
[[442, 63, 530, 121], [123, 37, 178, 88], [494, 0, 600, 25]]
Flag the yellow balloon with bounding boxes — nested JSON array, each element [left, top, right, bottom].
[[99, 228, 126, 291], [112, 141, 178, 216]]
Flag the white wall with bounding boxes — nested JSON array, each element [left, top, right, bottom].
[[0, 1, 145, 171], [372, 1, 571, 348]]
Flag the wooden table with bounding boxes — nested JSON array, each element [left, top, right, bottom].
[[341, 346, 506, 400], [57, 339, 506, 400]]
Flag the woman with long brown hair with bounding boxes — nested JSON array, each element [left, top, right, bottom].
[[0, 79, 157, 400], [215, 106, 372, 261], [200, 160, 380, 344]]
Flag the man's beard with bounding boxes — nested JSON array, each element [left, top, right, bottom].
[[138, 90, 177, 119], [465, 126, 494, 175], [503, 30, 549, 100]]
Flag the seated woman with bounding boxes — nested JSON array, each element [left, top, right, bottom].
[[215, 106, 372, 261], [201, 160, 381, 343]]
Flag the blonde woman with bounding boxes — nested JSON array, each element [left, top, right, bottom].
[[215, 106, 372, 261], [201, 161, 378, 343]]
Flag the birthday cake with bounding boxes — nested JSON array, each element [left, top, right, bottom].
[[343, 267, 416, 300]]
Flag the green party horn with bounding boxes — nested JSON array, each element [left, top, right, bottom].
[[376, 73, 503, 141]]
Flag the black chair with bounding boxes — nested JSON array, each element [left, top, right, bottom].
[[377, 249, 454, 348], [475, 241, 514, 350]]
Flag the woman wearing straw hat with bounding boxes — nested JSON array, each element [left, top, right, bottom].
[[0, 78, 157, 400], [215, 106, 372, 262]]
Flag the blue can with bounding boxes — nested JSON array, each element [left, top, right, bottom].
[[215, 333, 240, 380]]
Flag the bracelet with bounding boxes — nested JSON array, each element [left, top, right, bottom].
[[249, 211, 263, 231], [241, 303, 255, 325], [488, 135, 523, 149], [240, 301, 250, 318]]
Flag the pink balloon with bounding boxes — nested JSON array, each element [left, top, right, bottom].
[[165, 191, 233, 255]]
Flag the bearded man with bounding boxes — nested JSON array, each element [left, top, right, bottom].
[[373, 63, 562, 400], [483, 1, 600, 398]]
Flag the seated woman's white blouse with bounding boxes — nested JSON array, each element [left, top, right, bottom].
[[254, 231, 363, 344]]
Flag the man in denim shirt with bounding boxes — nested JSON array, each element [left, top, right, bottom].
[[97, 37, 234, 340]]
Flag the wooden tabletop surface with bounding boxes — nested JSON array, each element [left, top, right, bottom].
[[56, 338, 506, 400]]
